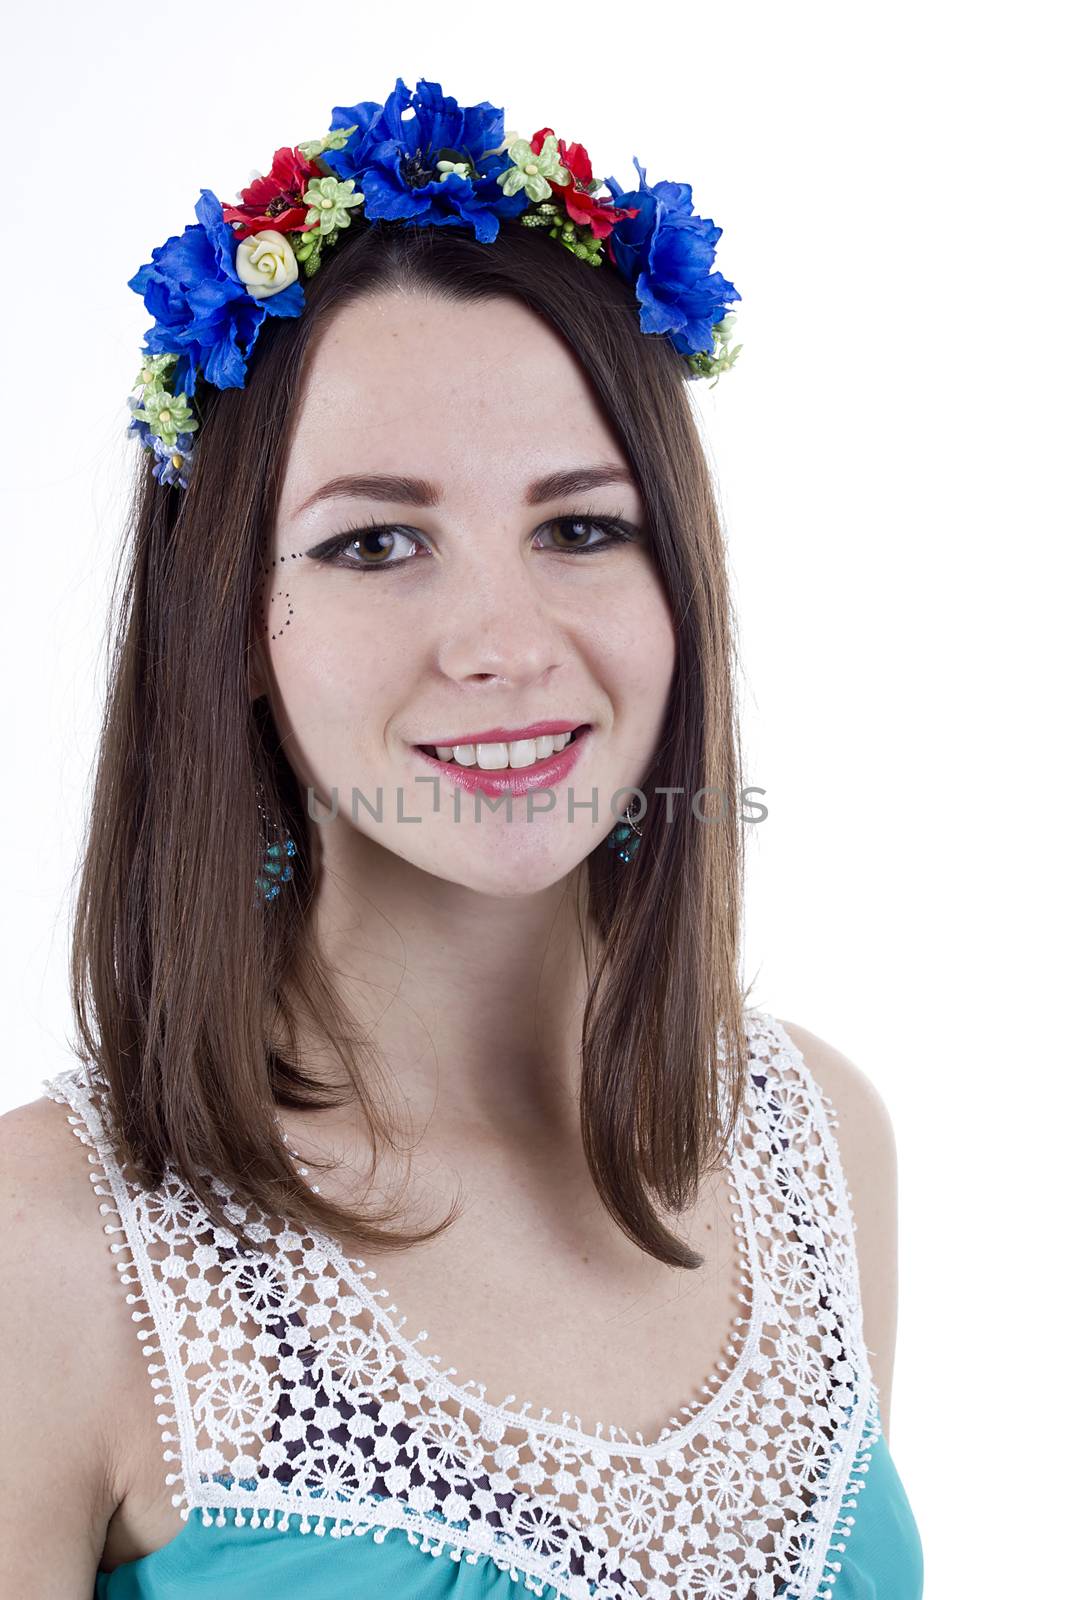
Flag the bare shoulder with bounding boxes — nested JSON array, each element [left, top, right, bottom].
[[774, 1020, 900, 1443], [0, 1090, 130, 1589], [1, 1088, 111, 1237]]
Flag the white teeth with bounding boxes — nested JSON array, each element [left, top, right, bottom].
[[430, 730, 579, 769]]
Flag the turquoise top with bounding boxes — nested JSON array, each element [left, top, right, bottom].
[[43, 1010, 923, 1600], [94, 1401, 921, 1598]]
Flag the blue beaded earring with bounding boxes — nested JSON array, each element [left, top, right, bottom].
[[606, 799, 644, 864], [254, 783, 297, 904]]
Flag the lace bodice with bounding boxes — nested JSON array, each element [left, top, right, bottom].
[[43, 1010, 883, 1600]]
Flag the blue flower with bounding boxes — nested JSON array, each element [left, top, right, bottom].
[[150, 431, 197, 490], [320, 77, 528, 244], [603, 159, 740, 359], [128, 190, 305, 397], [126, 402, 196, 488], [126, 401, 153, 450]]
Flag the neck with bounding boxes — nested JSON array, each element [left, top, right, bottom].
[[286, 825, 602, 1153]]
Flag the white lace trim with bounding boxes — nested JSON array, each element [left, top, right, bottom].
[[44, 1010, 879, 1600]]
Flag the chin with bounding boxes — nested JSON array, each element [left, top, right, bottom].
[[412, 838, 586, 898]]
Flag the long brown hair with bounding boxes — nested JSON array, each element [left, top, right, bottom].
[[70, 217, 750, 1270]]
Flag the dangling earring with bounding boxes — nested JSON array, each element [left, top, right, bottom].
[[254, 782, 297, 904], [606, 798, 644, 864]]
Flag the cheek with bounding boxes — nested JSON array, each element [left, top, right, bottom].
[[593, 571, 677, 724], [261, 576, 412, 761]]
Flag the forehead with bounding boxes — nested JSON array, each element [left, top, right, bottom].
[[280, 289, 628, 517]]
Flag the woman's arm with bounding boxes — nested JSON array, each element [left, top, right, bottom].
[[776, 1020, 900, 1444], [0, 1095, 128, 1597]]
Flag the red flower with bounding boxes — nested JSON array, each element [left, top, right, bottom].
[[222, 146, 321, 238], [529, 127, 639, 242]]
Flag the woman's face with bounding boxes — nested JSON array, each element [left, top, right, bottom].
[[255, 287, 676, 895]]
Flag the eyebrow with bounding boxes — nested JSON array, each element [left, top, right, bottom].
[[294, 463, 637, 519]]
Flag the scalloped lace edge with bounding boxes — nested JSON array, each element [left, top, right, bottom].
[[811, 1382, 884, 1600], [187, 1380, 883, 1600]]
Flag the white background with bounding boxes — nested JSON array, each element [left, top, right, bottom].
[[2, 3, 1062, 1589]]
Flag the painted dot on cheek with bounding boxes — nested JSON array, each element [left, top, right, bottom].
[[258, 552, 302, 641]]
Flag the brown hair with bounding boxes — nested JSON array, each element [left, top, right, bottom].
[[70, 217, 750, 1270]]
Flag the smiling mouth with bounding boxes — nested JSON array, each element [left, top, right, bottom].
[[416, 726, 591, 772]]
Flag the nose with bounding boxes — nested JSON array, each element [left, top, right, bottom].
[[434, 548, 568, 686]]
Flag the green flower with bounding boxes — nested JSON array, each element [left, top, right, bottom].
[[130, 383, 198, 447], [136, 352, 180, 393], [302, 174, 363, 237], [497, 134, 570, 203], [686, 315, 743, 386], [296, 125, 359, 161]]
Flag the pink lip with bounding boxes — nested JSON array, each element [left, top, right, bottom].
[[417, 719, 584, 747], [412, 725, 591, 798]]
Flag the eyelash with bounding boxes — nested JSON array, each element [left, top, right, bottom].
[[308, 509, 641, 573]]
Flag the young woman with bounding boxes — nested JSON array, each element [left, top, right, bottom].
[[0, 79, 923, 1598]]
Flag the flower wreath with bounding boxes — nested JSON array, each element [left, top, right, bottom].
[[126, 76, 742, 490]]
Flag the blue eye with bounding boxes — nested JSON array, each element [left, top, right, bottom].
[[309, 513, 641, 573]]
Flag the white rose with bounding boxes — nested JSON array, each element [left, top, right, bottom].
[[234, 228, 299, 298]]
